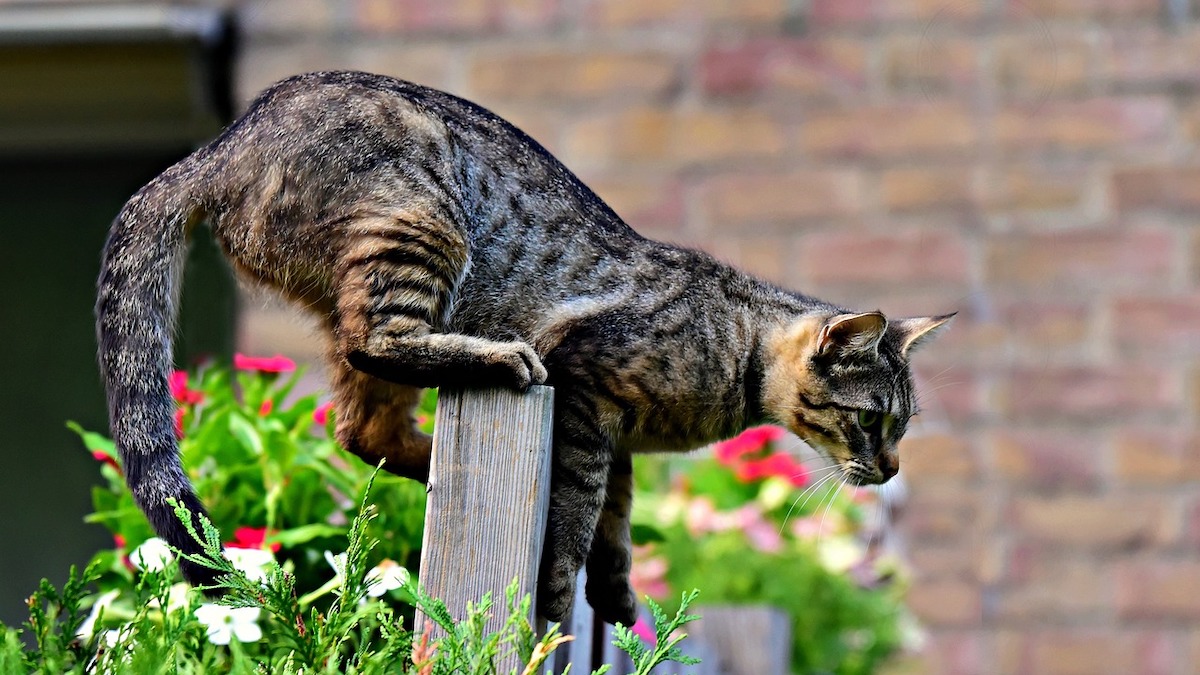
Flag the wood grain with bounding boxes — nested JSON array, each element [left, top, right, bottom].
[[416, 385, 555, 658]]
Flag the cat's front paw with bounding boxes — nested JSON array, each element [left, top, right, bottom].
[[586, 575, 638, 627], [488, 341, 548, 391]]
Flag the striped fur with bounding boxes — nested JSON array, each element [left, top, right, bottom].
[[96, 71, 951, 625]]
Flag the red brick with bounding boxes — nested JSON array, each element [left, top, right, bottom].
[[699, 38, 867, 99], [700, 170, 863, 225], [1114, 167, 1200, 213], [1010, 495, 1169, 550], [1005, 0, 1160, 19], [1118, 560, 1200, 620], [801, 103, 977, 160], [997, 366, 1179, 423], [704, 235, 791, 287], [1115, 430, 1200, 483], [1099, 28, 1200, 89], [995, 31, 1094, 99], [468, 50, 677, 102], [982, 165, 1089, 212], [586, 175, 684, 233], [906, 579, 981, 627], [995, 98, 1172, 152], [565, 107, 787, 166], [880, 166, 976, 213], [1011, 630, 1141, 675], [899, 433, 978, 482], [998, 299, 1092, 351], [908, 541, 983, 582], [990, 431, 1105, 489], [355, 0, 560, 34], [797, 229, 970, 286], [993, 558, 1113, 622], [985, 228, 1175, 289], [912, 366, 986, 428], [587, 0, 786, 28], [883, 35, 977, 98], [810, 0, 986, 25], [904, 483, 980, 540], [1113, 295, 1200, 356]]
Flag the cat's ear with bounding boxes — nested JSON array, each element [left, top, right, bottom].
[[817, 312, 888, 358], [893, 313, 956, 356]]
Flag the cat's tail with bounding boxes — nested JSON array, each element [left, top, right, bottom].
[[95, 157, 217, 587]]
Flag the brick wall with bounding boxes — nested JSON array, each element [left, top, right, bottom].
[[233, 1, 1200, 672]]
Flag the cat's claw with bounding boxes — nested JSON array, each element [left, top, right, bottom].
[[492, 341, 547, 391]]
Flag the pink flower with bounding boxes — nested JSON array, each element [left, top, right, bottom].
[[684, 497, 719, 536], [630, 616, 656, 645], [169, 370, 203, 405], [113, 534, 126, 549], [714, 426, 785, 465], [234, 353, 296, 373], [735, 506, 783, 553], [259, 399, 274, 417], [227, 526, 280, 553], [630, 551, 670, 600], [313, 402, 333, 425]]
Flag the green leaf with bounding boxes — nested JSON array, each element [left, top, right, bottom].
[[270, 524, 345, 548], [67, 421, 117, 461], [228, 412, 265, 456], [630, 523, 666, 545]]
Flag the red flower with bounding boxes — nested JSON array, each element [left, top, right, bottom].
[[735, 452, 809, 487], [234, 353, 296, 373], [113, 534, 126, 549], [91, 449, 120, 472], [169, 370, 203, 405], [174, 408, 187, 439], [259, 399, 274, 417], [313, 402, 333, 425], [714, 426, 785, 464], [228, 526, 281, 553]]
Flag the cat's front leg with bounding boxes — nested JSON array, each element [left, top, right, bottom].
[[332, 213, 548, 390], [537, 393, 611, 622], [585, 450, 638, 626]]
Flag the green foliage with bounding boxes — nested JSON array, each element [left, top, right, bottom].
[[610, 592, 701, 675], [631, 427, 921, 674], [2, 359, 702, 674]]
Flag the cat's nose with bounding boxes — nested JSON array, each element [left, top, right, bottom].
[[878, 450, 899, 481]]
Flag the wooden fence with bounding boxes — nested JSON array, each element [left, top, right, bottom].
[[416, 387, 792, 675]]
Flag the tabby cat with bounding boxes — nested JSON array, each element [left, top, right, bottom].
[[96, 71, 951, 626]]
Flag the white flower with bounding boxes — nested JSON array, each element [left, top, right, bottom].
[[194, 604, 263, 645], [324, 550, 348, 584], [129, 538, 174, 572], [818, 536, 866, 574], [224, 547, 276, 583], [147, 583, 193, 613], [76, 590, 121, 640], [365, 560, 409, 597]]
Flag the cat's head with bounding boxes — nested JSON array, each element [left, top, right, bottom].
[[762, 311, 953, 485]]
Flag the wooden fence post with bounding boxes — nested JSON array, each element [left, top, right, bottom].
[[416, 385, 555, 658]]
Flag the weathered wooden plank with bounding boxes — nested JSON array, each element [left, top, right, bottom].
[[686, 606, 791, 675], [552, 570, 594, 674], [416, 385, 555, 665]]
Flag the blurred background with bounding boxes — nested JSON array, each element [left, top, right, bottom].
[[2, 0, 1199, 672]]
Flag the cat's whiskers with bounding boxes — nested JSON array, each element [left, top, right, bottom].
[[816, 472, 850, 549], [779, 468, 843, 535]]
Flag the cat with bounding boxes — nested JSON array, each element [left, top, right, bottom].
[[96, 70, 952, 626]]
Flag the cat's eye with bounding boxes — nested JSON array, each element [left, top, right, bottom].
[[856, 410, 881, 429]]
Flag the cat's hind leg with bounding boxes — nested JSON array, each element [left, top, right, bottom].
[[326, 353, 433, 482], [584, 451, 638, 626], [538, 391, 613, 622], [332, 211, 547, 390]]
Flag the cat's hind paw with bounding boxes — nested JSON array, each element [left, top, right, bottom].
[[586, 576, 638, 627]]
